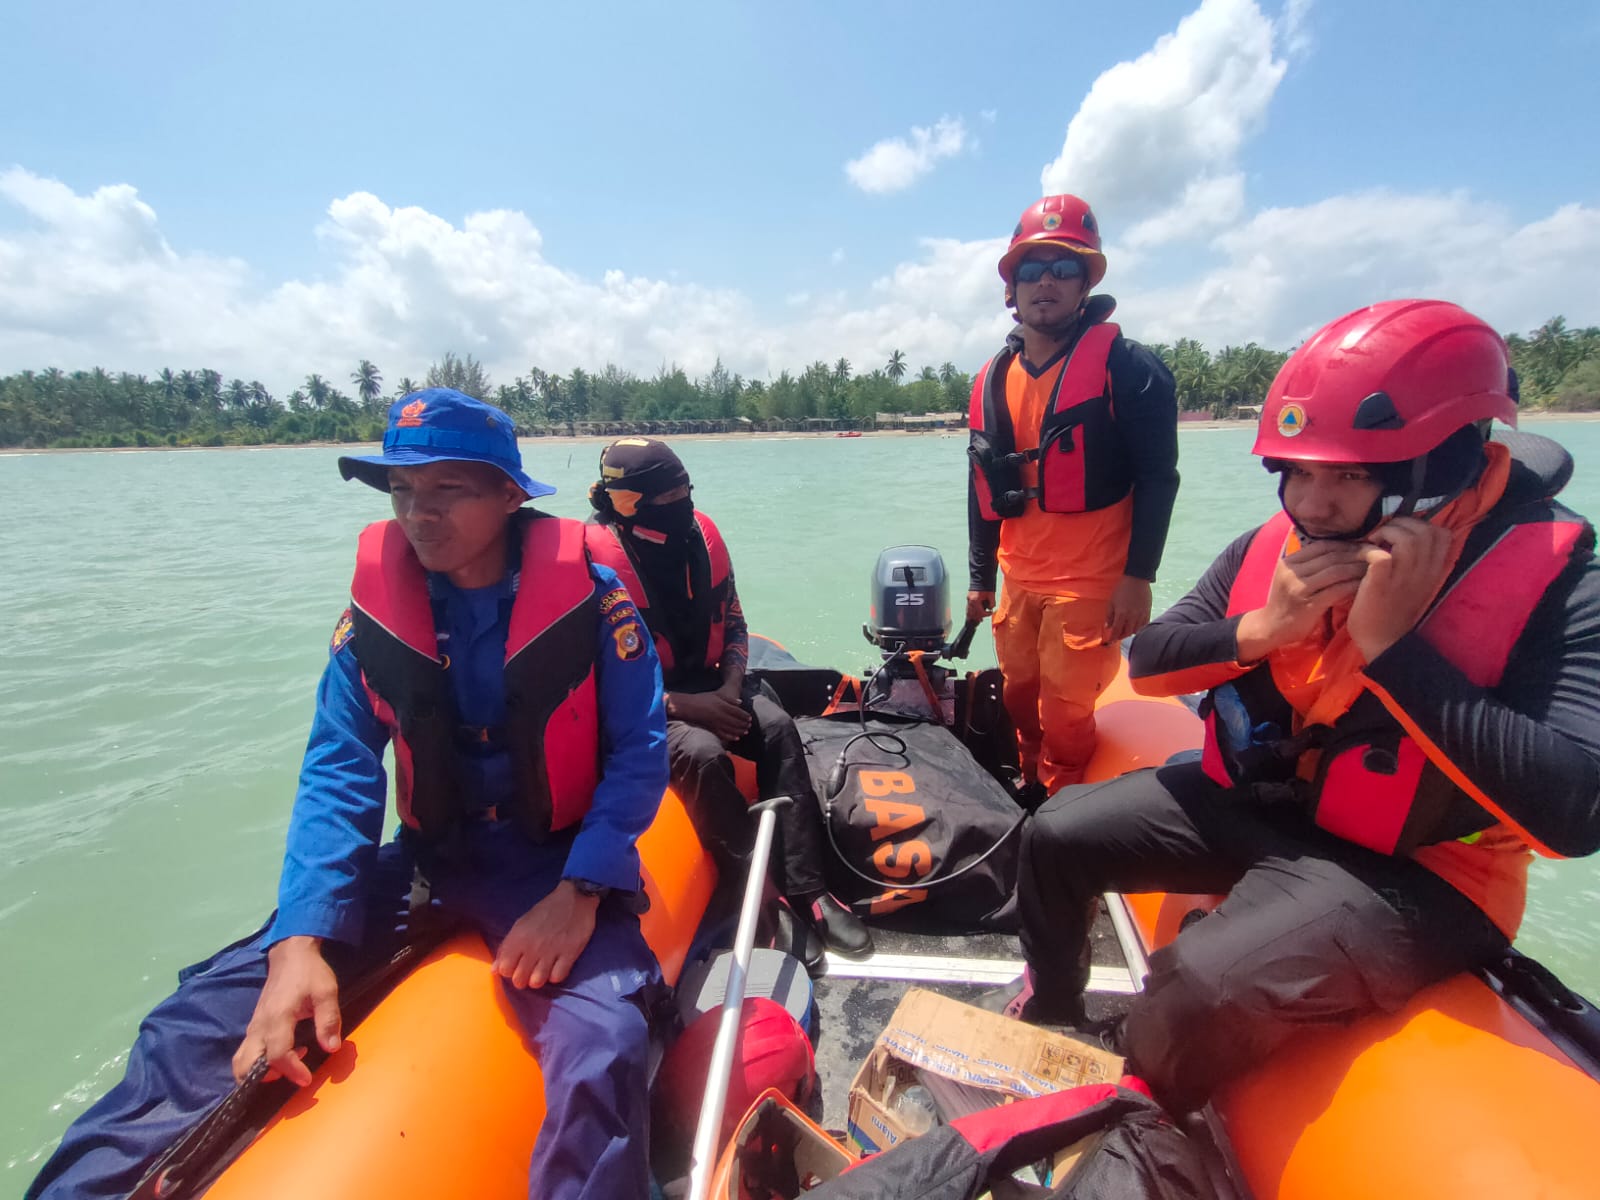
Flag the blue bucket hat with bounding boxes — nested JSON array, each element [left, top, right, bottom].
[[338, 388, 554, 499]]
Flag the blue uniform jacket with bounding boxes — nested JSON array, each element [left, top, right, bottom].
[[267, 562, 667, 947]]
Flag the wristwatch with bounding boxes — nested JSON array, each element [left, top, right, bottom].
[[564, 876, 610, 901]]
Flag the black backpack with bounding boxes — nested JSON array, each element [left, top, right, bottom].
[[801, 1083, 1214, 1200]]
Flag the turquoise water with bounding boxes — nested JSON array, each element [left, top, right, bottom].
[[5, 425, 1600, 1180]]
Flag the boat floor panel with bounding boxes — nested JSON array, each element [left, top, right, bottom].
[[808, 906, 1132, 1132]]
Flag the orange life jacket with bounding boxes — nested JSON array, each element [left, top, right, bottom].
[[1202, 507, 1587, 859], [967, 314, 1127, 521], [348, 512, 599, 843], [584, 511, 732, 680]]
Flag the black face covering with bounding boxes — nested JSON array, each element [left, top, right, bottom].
[[631, 496, 697, 540]]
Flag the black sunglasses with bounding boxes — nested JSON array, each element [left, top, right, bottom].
[[1014, 256, 1085, 283]]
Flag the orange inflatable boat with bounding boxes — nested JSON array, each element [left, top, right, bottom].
[[137, 648, 1600, 1200], [1088, 670, 1600, 1200], [172, 790, 717, 1200]]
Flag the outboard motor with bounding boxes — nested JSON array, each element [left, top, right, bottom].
[[864, 546, 951, 655], [861, 547, 980, 724]]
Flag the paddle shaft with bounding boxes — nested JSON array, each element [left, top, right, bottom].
[[686, 795, 793, 1200]]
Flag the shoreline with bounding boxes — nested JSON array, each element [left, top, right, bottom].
[[4, 411, 1597, 455]]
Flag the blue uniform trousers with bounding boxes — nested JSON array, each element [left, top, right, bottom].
[[28, 835, 663, 1200]]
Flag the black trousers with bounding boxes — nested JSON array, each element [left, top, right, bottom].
[[1018, 762, 1509, 1112], [666, 681, 828, 902]]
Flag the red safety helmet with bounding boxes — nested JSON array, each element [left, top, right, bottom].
[[997, 194, 1107, 288], [1254, 299, 1518, 466], [656, 997, 817, 1145]]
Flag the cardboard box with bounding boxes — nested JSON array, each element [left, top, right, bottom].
[[845, 988, 1124, 1155]]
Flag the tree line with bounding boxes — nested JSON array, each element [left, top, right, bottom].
[[2, 318, 1596, 450]]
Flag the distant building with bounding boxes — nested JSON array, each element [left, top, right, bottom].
[[874, 410, 967, 431]]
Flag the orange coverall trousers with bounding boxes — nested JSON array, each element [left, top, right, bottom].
[[992, 586, 1120, 793]]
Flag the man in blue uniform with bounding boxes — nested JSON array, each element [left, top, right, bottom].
[[28, 390, 669, 1200]]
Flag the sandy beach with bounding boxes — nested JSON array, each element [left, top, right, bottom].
[[4, 410, 1596, 456]]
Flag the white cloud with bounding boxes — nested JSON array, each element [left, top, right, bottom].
[[1281, 0, 1315, 57], [0, 168, 1016, 393], [1124, 191, 1600, 350], [1027, 0, 1599, 348], [3, 0, 1599, 399], [1040, 0, 1286, 248], [845, 117, 969, 194], [1124, 174, 1246, 249], [2, 164, 1598, 400]]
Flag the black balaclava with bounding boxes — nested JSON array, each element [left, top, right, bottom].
[[589, 439, 711, 677], [589, 438, 694, 530]]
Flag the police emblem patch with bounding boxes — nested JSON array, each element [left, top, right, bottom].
[[613, 622, 646, 661], [1277, 402, 1308, 437], [331, 609, 355, 653], [599, 588, 630, 615]]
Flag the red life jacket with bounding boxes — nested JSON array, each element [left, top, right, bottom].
[[348, 512, 600, 843], [967, 307, 1128, 521], [1201, 505, 1587, 858], [583, 511, 732, 680]]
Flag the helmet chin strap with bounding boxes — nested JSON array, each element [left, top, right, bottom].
[[1275, 472, 1386, 543], [1386, 457, 1429, 521], [1278, 456, 1462, 543]]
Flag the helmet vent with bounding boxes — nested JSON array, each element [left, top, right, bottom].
[[1352, 391, 1406, 431]]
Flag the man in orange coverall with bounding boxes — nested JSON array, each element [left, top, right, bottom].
[[966, 194, 1180, 804]]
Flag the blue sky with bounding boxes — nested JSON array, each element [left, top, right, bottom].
[[3, 0, 1598, 393]]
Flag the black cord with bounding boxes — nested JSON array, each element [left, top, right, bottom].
[[820, 693, 1028, 891], [823, 728, 908, 799], [859, 647, 908, 729], [822, 791, 1026, 891]]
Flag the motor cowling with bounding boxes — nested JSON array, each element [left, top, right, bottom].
[[865, 546, 951, 655]]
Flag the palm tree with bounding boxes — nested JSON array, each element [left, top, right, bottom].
[[544, 375, 568, 429], [352, 360, 383, 411], [425, 351, 493, 399], [200, 370, 224, 416], [568, 367, 592, 420], [938, 362, 957, 384], [886, 350, 907, 382], [1212, 344, 1283, 415], [834, 357, 852, 383], [1166, 338, 1214, 412], [305, 374, 332, 410], [395, 377, 419, 398]]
